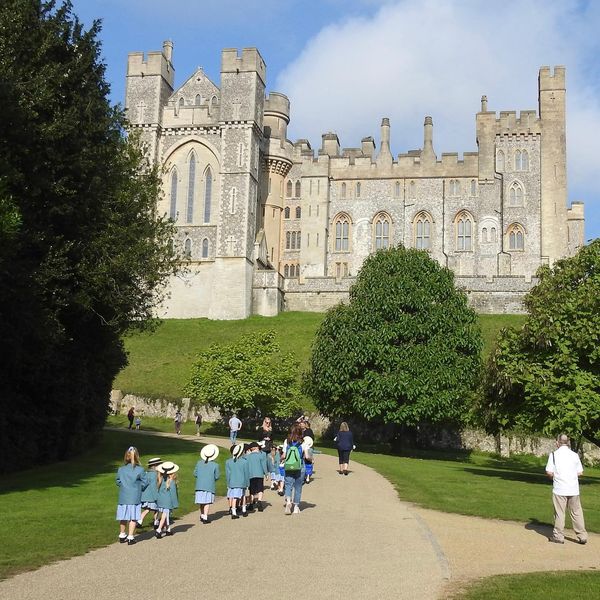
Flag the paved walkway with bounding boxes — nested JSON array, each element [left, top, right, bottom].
[[0, 429, 447, 600]]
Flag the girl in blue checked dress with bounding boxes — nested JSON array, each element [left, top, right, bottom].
[[116, 446, 148, 545]]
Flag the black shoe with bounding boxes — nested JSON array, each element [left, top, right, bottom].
[[155, 531, 163, 539], [548, 537, 564, 544], [257, 501, 264, 512], [153, 522, 159, 530], [231, 513, 240, 519], [242, 510, 248, 517], [344, 470, 349, 476], [578, 539, 588, 545], [165, 530, 173, 536], [127, 538, 136, 545], [277, 490, 284, 496], [119, 536, 127, 544]]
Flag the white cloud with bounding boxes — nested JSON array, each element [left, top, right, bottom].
[[276, 0, 600, 237]]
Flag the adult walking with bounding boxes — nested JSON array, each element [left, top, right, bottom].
[[127, 407, 135, 430], [229, 413, 242, 444], [334, 422, 354, 476], [257, 417, 273, 452], [545, 433, 588, 545], [282, 423, 306, 515], [174, 409, 183, 435]]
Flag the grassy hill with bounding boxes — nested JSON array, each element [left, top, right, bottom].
[[114, 311, 526, 401]]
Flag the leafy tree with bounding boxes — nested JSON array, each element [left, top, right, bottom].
[[186, 331, 302, 418], [479, 240, 600, 447], [0, 1, 178, 470], [304, 246, 483, 426]]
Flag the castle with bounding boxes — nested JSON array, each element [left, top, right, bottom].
[[125, 42, 585, 319]]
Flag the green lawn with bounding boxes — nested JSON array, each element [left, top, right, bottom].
[[457, 571, 600, 599], [114, 312, 525, 401], [0, 429, 226, 580]]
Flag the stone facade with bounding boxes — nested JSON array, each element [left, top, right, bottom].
[[125, 44, 585, 319]]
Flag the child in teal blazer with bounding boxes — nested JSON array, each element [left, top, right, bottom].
[[193, 446, 221, 524], [116, 446, 148, 545], [155, 461, 179, 538]]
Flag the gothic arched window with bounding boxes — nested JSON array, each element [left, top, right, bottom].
[[184, 238, 192, 258], [284, 206, 290, 219], [284, 264, 289, 277], [356, 182, 361, 198], [508, 223, 525, 250], [515, 150, 529, 171], [395, 181, 401, 198], [341, 182, 346, 198], [202, 238, 209, 258], [291, 231, 297, 250], [286, 180, 293, 198], [187, 154, 196, 223], [169, 168, 178, 221], [497, 150, 505, 171], [414, 211, 432, 250], [455, 211, 474, 251], [195, 94, 202, 106], [295, 206, 301, 219], [333, 213, 351, 252], [409, 181, 416, 199], [449, 179, 460, 196], [204, 167, 212, 223], [373, 212, 391, 250], [471, 179, 477, 196], [509, 181, 524, 206], [286, 231, 291, 249], [295, 181, 301, 197]]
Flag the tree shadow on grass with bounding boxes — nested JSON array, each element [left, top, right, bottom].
[[462, 467, 549, 485]]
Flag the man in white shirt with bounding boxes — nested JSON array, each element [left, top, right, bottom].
[[229, 414, 242, 444], [545, 434, 587, 545]]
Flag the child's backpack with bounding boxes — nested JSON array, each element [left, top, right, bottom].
[[284, 442, 302, 471]]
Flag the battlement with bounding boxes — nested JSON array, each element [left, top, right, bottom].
[[539, 65, 565, 91], [567, 201, 584, 219], [127, 41, 174, 86], [221, 48, 266, 84], [264, 92, 290, 122]]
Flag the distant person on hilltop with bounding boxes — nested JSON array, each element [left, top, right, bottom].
[[546, 433, 587, 545]]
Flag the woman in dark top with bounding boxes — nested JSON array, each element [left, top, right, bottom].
[[258, 417, 273, 452], [334, 422, 354, 475]]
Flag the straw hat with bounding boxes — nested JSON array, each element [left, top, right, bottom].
[[200, 444, 220, 462], [147, 457, 162, 467], [157, 461, 179, 474], [302, 436, 314, 450], [231, 444, 244, 459]]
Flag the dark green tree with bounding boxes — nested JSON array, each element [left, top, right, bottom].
[[185, 331, 302, 418], [304, 246, 483, 426], [0, 1, 178, 469], [479, 240, 600, 447]]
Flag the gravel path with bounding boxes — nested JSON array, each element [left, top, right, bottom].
[[0, 430, 446, 600]]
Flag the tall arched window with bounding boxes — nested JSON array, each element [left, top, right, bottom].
[[295, 206, 301, 219], [201, 238, 209, 258], [286, 180, 292, 198], [515, 150, 529, 171], [203, 167, 212, 223], [284, 206, 290, 219], [508, 223, 525, 250], [482, 227, 489, 243], [295, 181, 301, 197], [341, 183, 346, 198], [291, 231, 297, 250], [296, 231, 301, 249], [333, 213, 351, 252], [414, 211, 432, 250], [395, 181, 401, 198], [491, 227, 497, 242], [211, 96, 218, 107], [284, 264, 289, 277], [373, 213, 391, 250], [179, 97, 185, 109], [497, 150, 505, 171], [184, 238, 192, 258], [409, 181, 416, 199], [187, 154, 196, 223], [449, 179, 460, 196], [195, 94, 202, 106], [509, 182, 524, 206], [356, 182, 361, 198], [456, 211, 473, 251], [169, 168, 178, 220]]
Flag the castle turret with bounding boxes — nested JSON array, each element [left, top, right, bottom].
[[377, 118, 393, 165], [422, 116, 436, 162]]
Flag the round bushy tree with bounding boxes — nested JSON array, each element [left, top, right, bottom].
[[305, 246, 483, 426], [480, 240, 600, 447]]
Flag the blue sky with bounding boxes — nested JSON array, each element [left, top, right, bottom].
[[72, 0, 599, 241]]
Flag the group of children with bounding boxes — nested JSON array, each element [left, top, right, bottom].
[[115, 434, 315, 545]]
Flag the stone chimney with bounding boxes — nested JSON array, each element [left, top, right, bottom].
[[422, 116, 436, 162]]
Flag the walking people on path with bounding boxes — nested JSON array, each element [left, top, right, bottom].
[[139, 457, 162, 529], [155, 461, 179, 538], [115, 446, 148, 545], [245, 442, 268, 511], [195, 413, 202, 436], [545, 433, 588, 545], [127, 407, 135, 430], [257, 416, 273, 452], [229, 413, 242, 444], [193, 444, 220, 524], [334, 422, 355, 476], [174, 409, 183, 435], [226, 444, 249, 519], [282, 423, 306, 515]]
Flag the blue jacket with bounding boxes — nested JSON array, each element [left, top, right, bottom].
[[156, 478, 179, 510], [267, 451, 281, 473], [246, 450, 268, 478], [336, 430, 354, 451], [193, 460, 220, 493], [226, 457, 250, 489], [116, 464, 148, 505], [141, 470, 158, 503]]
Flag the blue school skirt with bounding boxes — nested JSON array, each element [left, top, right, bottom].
[[195, 491, 215, 504], [141, 501, 158, 510], [305, 463, 314, 476], [116, 504, 141, 521], [227, 487, 244, 499]]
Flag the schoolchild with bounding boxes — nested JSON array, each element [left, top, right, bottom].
[[226, 444, 250, 519], [134, 415, 142, 430], [245, 442, 268, 512], [116, 446, 148, 545], [282, 424, 306, 515], [303, 436, 314, 484], [155, 461, 179, 538], [277, 446, 286, 496], [139, 457, 162, 529], [193, 444, 220, 524], [267, 445, 282, 491]]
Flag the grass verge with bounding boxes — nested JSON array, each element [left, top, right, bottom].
[[0, 429, 225, 581]]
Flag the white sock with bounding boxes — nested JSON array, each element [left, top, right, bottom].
[[156, 528, 161, 533], [231, 507, 237, 516], [127, 535, 134, 540], [119, 533, 127, 539], [242, 506, 247, 513]]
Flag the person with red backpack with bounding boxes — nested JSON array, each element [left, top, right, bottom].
[[282, 423, 306, 515]]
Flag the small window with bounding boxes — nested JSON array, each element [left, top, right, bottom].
[[491, 227, 497, 242], [356, 182, 361, 198], [195, 94, 202, 106], [201, 238, 209, 258], [508, 223, 525, 250], [471, 179, 477, 196], [509, 182, 524, 206], [286, 231, 291, 250], [284, 264, 289, 277], [334, 214, 351, 252], [184, 238, 192, 258], [341, 183, 346, 198], [414, 212, 432, 250], [286, 180, 293, 198], [297, 231, 301, 249], [211, 95, 218, 106], [409, 181, 416, 200], [284, 206, 290, 219], [295, 181, 301, 197], [449, 179, 460, 196], [456, 211, 473, 251], [169, 168, 178, 221], [497, 150, 505, 171], [295, 206, 301, 219], [374, 213, 391, 250], [482, 227, 489, 243], [395, 181, 401, 198]]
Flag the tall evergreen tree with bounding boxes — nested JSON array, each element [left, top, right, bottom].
[[0, 1, 178, 469]]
